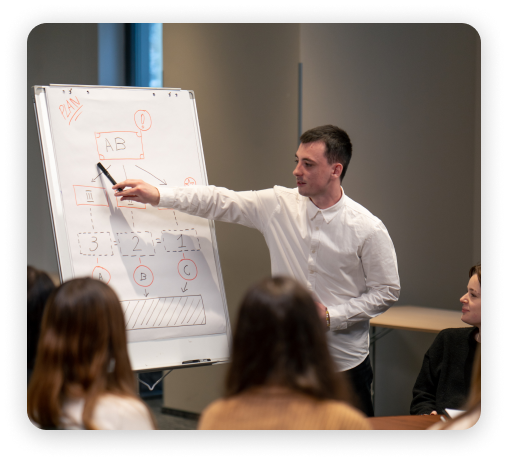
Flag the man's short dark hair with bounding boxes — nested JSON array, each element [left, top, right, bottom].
[[300, 125, 352, 181]]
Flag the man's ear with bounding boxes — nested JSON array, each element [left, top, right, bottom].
[[332, 163, 343, 179]]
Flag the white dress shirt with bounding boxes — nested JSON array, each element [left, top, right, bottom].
[[158, 185, 400, 371]]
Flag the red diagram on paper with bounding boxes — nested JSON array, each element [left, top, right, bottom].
[[134, 110, 152, 131], [95, 110, 152, 161], [121, 295, 206, 331], [92, 266, 111, 284], [178, 258, 198, 281], [59, 95, 84, 126], [73, 185, 109, 207], [95, 131, 144, 160], [184, 177, 197, 186], [133, 265, 154, 287]]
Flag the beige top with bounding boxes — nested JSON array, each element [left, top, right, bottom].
[[198, 386, 371, 430]]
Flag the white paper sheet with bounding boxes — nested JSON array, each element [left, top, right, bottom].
[[44, 86, 227, 343]]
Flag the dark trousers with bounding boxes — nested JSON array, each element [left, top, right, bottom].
[[342, 355, 374, 417]]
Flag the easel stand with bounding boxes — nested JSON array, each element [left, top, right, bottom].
[[138, 370, 173, 392]]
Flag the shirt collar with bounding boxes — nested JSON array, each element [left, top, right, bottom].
[[306, 187, 346, 224]]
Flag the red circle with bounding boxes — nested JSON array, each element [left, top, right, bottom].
[[133, 265, 154, 287], [92, 266, 111, 284], [178, 259, 198, 281], [184, 177, 197, 186], [134, 110, 152, 131]]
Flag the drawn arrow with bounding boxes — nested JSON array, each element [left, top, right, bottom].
[[181, 282, 188, 293], [144, 289, 149, 297], [92, 164, 111, 182], [135, 165, 167, 185]]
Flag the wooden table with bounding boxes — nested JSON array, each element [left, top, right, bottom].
[[371, 305, 466, 334], [368, 305, 466, 408], [368, 414, 442, 430]]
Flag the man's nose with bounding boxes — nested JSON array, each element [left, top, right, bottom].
[[293, 163, 301, 176]]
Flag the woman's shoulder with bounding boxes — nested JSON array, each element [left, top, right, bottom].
[[198, 397, 230, 419], [198, 390, 371, 430], [92, 394, 154, 430], [61, 394, 154, 430], [438, 327, 476, 337]]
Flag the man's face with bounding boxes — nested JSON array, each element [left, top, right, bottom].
[[293, 141, 340, 200], [460, 274, 481, 327]]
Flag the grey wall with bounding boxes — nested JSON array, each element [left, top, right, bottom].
[[27, 24, 98, 274], [300, 24, 480, 415], [161, 23, 300, 413]]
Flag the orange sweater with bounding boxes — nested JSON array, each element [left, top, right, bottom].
[[198, 386, 371, 430]]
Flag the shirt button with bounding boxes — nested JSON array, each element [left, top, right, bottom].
[[309, 270, 314, 274], [315, 227, 319, 230], [312, 250, 315, 254]]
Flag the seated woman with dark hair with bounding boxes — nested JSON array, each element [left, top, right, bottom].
[[428, 346, 481, 430], [410, 264, 481, 416], [198, 276, 370, 430], [27, 278, 156, 430], [27, 266, 56, 384]]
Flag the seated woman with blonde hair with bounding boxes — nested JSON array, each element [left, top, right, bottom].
[[28, 278, 156, 430], [198, 276, 371, 430]]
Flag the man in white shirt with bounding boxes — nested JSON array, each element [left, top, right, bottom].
[[113, 125, 400, 416]]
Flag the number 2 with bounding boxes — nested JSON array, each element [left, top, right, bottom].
[[132, 235, 142, 251]]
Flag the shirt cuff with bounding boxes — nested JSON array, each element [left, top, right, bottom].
[[157, 186, 176, 208], [327, 305, 348, 331]]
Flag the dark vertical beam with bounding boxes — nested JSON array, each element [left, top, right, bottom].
[[298, 62, 303, 145]]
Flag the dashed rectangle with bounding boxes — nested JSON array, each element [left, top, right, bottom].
[[116, 231, 155, 256], [161, 228, 201, 253], [120, 295, 206, 330], [77, 232, 114, 256]]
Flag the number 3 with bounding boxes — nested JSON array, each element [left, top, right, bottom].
[[89, 236, 98, 252]]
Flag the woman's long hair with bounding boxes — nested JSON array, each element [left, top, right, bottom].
[[225, 276, 349, 401], [27, 266, 55, 371], [27, 278, 154, 429]]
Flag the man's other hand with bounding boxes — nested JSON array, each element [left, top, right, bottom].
[[315, 301, 329, 331]]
